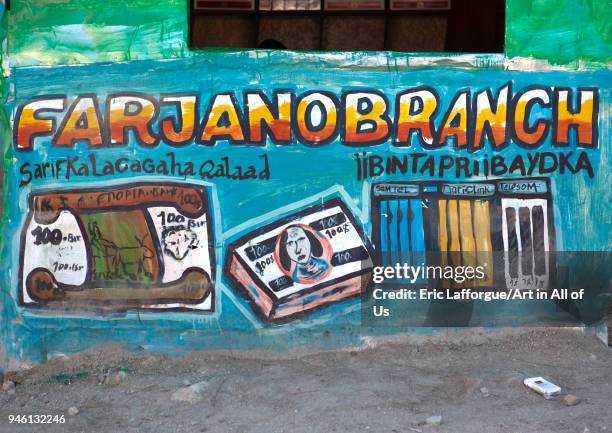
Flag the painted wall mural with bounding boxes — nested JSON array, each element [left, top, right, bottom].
[[12, 85, 599, 152], [0, 1, 610, 366], [371, 178, 555, 290], [20, 182, 215, 311], [4, 58, 608, 319], [226, 197, 373, 322]]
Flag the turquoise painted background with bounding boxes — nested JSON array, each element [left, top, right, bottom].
[[2, 59, 610, 365], [0, 0, 610, 367]]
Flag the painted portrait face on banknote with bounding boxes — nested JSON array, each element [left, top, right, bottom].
[[277, 224, 332, 284]]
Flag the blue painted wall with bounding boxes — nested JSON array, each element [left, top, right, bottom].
[[1, 1, 610, 367]]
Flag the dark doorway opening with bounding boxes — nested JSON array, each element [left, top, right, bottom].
[[190, 0, 505, 53]]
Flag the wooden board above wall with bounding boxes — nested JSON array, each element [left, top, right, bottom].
[[258, 15, 321, 50], [191, 14, 256, 48]]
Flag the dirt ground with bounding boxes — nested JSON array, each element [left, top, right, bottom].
[[0, 328, 610, 433]]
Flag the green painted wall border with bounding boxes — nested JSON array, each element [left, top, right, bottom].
[[4, 0, 611, 69], [7, 0, 190, 66], [505, 0, 611, 67]]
